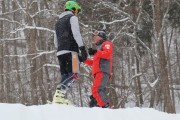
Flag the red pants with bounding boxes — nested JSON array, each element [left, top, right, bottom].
[[92, 72, 109, 107]]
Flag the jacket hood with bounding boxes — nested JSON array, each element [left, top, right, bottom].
[[59, 11, 74, 19]]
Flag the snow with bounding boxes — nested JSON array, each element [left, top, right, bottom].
[[5, 50, 56, 58], [99, 18, 129, 25], [148, 78, 159, 88], [0, 103, 180, 120]]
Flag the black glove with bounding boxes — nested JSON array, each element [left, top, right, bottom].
[[78, 55, 83, 62], [79, 46, 88, 62], [88, 48, 97, 55]]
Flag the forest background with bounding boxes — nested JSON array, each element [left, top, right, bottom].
[[0, 0, 180, 113]]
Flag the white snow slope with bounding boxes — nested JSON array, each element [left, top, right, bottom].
[[0, 103, 180, 120]]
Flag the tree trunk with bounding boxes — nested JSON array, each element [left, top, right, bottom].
[[132, 50, 140, 107], [109, 71, 118, 108], [44, 65, 53, 101], [0, 0, 5, 102], [153, 0, 175, 113], [12, 0, 24, 104], [165, 27, 175, 110], [174, 39, 180, 87], [78, 80, 83, 107], [120, 49, 126, 108], [136, 57, 143, 106], [37, 55, 47, 104], [27, 28, 38, 105], [4, 36, 11, 103], [149, 53, 157, 108]]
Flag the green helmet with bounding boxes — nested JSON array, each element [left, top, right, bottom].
[[65, 1, 81, 13]]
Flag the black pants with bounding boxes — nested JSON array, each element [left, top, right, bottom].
[[57, 52, 79, 90], [58, 53, 73, 74]]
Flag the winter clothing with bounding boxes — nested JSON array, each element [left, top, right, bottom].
[[92, 72, 109, 107], [54, 11, 84, 55], [55, 13, 78, 53], [89, 95, 98, 107], [65, 1, 81, 13], [89, 95, 112, 108], [58, 53, 76, 74], [52, 1, 86, 104], [57, 52, 79, 90], [84, 40, 113, 107], [102, 103, 112, 108], [84, 40, 113, 75], [53, 10, 87, 103], [93, 31, 107, 40], [53, 89, 71, 105], [79, 46, 88, 62], [88, 48, 97, 55], [95, 40, 105, 46]]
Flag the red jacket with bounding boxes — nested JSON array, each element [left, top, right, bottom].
[[84, 41, 113, 75]]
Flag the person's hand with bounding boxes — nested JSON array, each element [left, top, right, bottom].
[[78, 55, 83, 62], [79, 46, 87, 62], [88, 48, 97, 55]]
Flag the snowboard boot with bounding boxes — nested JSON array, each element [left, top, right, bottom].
[[52, 89, 71, 105]]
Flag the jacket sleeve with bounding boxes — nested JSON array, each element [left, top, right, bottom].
[[84, 58, 93, 66], [96, 42, 113, 59], [70, 16, 84, 47]]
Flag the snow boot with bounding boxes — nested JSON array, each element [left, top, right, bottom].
[[89, 95, 99, 107], [102, 103, 114, 108], [52, 89, 71, 105]]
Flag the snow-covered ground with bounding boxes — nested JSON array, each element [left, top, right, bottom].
[[0, 103, 180, 120]]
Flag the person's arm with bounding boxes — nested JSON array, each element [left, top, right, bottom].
[[70, 16, 87, 62], [70, 16, 84, 47], [84, 59, 93, 66], [96, 42, 113, 59]]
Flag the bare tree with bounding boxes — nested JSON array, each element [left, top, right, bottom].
[[0, 0, 5, 102], [152, 0, 175, 113], [0, 0, 180, 113]]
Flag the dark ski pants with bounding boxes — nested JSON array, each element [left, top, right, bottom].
[[57, 52, 79, 90], [92, 72, 110, 107]]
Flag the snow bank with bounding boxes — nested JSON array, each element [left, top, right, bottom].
[[0, 103, 180, 120]]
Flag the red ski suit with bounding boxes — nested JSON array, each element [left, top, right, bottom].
[[84, 41, 113, 107]]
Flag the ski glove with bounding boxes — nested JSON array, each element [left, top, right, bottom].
[[79, 46, 88, 62], [88, 48, 97, 55]]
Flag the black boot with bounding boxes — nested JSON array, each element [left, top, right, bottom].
[[102, 103, 113, 108], [89, 95, 99, 107]]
